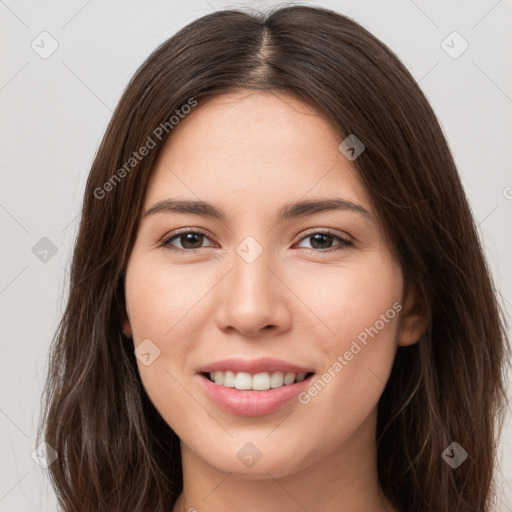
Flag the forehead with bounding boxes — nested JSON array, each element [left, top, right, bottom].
[[145, 91, 371, 217]]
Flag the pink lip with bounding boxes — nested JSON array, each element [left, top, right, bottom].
[[196, 373, 314, 416], [197, 357, 315, 375]]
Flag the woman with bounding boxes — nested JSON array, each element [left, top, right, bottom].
[[39, 5, 510, 511]]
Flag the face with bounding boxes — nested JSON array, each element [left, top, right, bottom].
[[124, 90, 421, 478]]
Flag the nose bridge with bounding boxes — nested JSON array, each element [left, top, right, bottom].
[[216, 233, 287, 335], [231, 234, 274, 305]]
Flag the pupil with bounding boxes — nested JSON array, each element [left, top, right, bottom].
[[311, 233, 331, 249], [182, 233, 202, 249]]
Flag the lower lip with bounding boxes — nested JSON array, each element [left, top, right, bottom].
[[196, 373, 314, 417]]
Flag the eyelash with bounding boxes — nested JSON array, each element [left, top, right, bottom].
[[159, 228, 353, 254]]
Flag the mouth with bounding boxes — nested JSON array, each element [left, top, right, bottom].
[[195, 357, 316, 416], [196, 362, 316, 416]]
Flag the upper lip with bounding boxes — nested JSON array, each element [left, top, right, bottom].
[[197, 357, 315, 375]]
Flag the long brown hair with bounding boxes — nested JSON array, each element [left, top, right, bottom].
[[38, 5, 510, 511]]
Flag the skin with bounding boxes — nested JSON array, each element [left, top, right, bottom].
[[123, 90, 427, 512]]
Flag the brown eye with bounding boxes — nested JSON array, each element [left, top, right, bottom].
[[161, 230, 214, 251], [295, 230, 353, 253]]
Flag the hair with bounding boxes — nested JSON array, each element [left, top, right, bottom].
[[38, 4, 510, 512]]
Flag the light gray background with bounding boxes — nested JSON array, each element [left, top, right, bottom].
[[1, 0, 511, 510]]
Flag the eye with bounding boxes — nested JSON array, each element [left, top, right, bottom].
[[160, 229, 215, 251], [294, 230, 353, 253]]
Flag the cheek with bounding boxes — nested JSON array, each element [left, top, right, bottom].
[[125, 255, 213, 342], [290, 253, 402, 348], [291, 254, 402, 412], [124, 256, 209, 400]]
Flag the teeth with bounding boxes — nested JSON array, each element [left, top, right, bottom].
[[223, 370, 236, 388], [234, 372, 253, 390], [252, 372, 271, 390], [283, 372, 296, 385], [207, 370, 310, 390], [270, 371, 284, 388]]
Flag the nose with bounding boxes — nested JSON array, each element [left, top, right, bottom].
[[214, 244, 292, 338]]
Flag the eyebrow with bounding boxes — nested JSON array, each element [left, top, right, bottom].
[[144, 197, 369, 221]]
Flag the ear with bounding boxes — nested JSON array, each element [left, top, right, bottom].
[[122, 307, 132, 338], [397, 282, 428, 347]]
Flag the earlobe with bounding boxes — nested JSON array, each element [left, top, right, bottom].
[[122, 318, 132, 338], [397, 283, 429, 347]]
